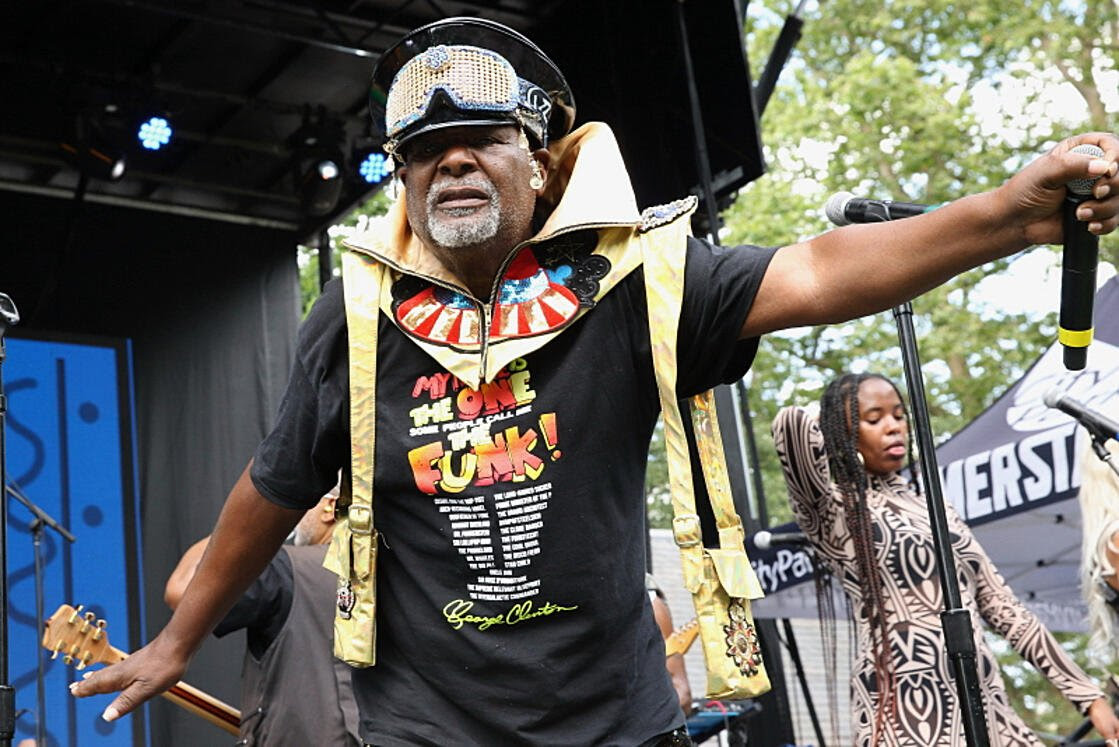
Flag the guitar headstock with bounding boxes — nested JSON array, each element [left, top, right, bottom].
[[665, 617, 700, 657], [42, 604, 114, 670]]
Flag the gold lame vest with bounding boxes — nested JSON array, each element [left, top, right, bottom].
[[325, 122, 766, 697]]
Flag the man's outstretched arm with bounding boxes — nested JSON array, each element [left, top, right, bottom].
[[743, 133, 1119, 338], [70, 461, 305, 721]]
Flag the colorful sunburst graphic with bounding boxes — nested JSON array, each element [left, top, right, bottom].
[[723, 599, 764, 677]]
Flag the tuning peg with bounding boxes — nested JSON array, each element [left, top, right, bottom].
[[92, 619, 106, 641], [62, 654, 72, 665], [50, 645, 62, 661], [67, 606, 84, 625], [75, 651, 93, 670]]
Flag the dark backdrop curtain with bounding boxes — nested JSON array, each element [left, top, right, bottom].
[[2, 190, 300, 744]]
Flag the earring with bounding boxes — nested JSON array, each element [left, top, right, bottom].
[[529, 160, 544, 190], [856, 451, 866, 467], [387, 172, 402, 200]]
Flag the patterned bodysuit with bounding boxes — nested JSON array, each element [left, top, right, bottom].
[[772, 406, 1103, 746]]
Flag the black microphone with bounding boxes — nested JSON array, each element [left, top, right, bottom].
[[1059, 143, 1105, 371], [1043, 387, 1119, 443], [824, 192, 942, 226], [752, 529, 810, 551]]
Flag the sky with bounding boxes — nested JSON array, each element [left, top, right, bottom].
[[969, 65, 1119, 317], [977, 246, 1116, 319]]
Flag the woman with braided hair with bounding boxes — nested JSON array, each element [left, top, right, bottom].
[[771, 372, 1118, 746]]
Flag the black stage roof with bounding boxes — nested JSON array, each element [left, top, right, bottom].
[[1, 0, 764, 240]]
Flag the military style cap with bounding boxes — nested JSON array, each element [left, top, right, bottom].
[[370, 17, 575, 157]]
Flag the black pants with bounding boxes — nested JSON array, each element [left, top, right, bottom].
[[646, 726, 694, 747], [365, 728, 693, 747]]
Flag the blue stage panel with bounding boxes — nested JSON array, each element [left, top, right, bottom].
[[5, 336, 142, 746]]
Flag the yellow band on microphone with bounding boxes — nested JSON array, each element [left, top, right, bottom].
[[1059, 327, 1094, 347]]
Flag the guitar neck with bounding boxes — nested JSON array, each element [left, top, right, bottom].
[[104, 645, 241, 735], [665, 618, 700, 658]]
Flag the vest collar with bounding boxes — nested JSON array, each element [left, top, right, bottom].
[[341, 122, 642, 290]]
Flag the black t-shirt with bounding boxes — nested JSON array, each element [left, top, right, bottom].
[[213, 549, 292, 660], [252, 234, 776, 746]]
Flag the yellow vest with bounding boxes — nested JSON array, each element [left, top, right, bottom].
[[324, 121, 769, 700]]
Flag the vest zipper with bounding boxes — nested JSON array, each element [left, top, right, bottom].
[[478, 301, 491, 380]]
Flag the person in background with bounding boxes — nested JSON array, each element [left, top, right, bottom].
[[647, 573, 694, 717], [165, 489, 360, 746], [772, 372, 1119, 746]]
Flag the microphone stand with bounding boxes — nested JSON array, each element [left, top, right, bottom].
[[0, 293, 19, 747], [1086, 432, 1119, 479], [6, 483, 76, 747], [893, 302, 990, 746]]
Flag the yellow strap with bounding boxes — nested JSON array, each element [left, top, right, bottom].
[[1059, 327, 1093, 347], [340, 253, 384, 527], [341, 251, 382, 532], [689, 390, 744, 547], [339, 250, 383, 593], [640, 223, 695, 528], [639, 216, 746, 558], [640, 218, 707, 593]]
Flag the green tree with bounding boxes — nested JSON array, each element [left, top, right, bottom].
[[298, 189, 393, 314], [647, 0, 1117, 737], [702, 0, 1116, 520]]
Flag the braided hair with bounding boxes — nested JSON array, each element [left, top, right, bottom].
[[818, 372, 918, 744]]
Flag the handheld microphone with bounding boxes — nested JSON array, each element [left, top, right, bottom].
[[1059, 143, 1105, 371], [752, 529, 810, 551], [1043, 387, 1119, 443], [824, 192, 941, 226]]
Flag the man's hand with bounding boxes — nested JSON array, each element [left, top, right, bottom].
[[69, 462, 306, 721], [1088, 696, 1119, 741], [69, 633, 190, 721], [999, 133, 1119, 247]]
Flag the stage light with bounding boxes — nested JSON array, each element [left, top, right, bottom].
[[137, 116, 173, 150], [299, 158, 344, 216], [59, 107, 128, 181], [358, 151, 393, 184], [317, 159, 340, 180], [288, 105, 351, 216]]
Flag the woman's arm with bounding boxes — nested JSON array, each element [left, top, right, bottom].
[[771, 406, 837, 545], [958, 510, 1119, 737]]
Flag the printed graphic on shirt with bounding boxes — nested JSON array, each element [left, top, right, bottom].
[[405, 357, 578, 630], [390, 233, 608, 349]]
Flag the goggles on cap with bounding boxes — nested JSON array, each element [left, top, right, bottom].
[[385, 45, 533, 156]]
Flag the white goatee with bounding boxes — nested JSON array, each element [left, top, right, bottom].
[[425, 175, 501, 248]]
